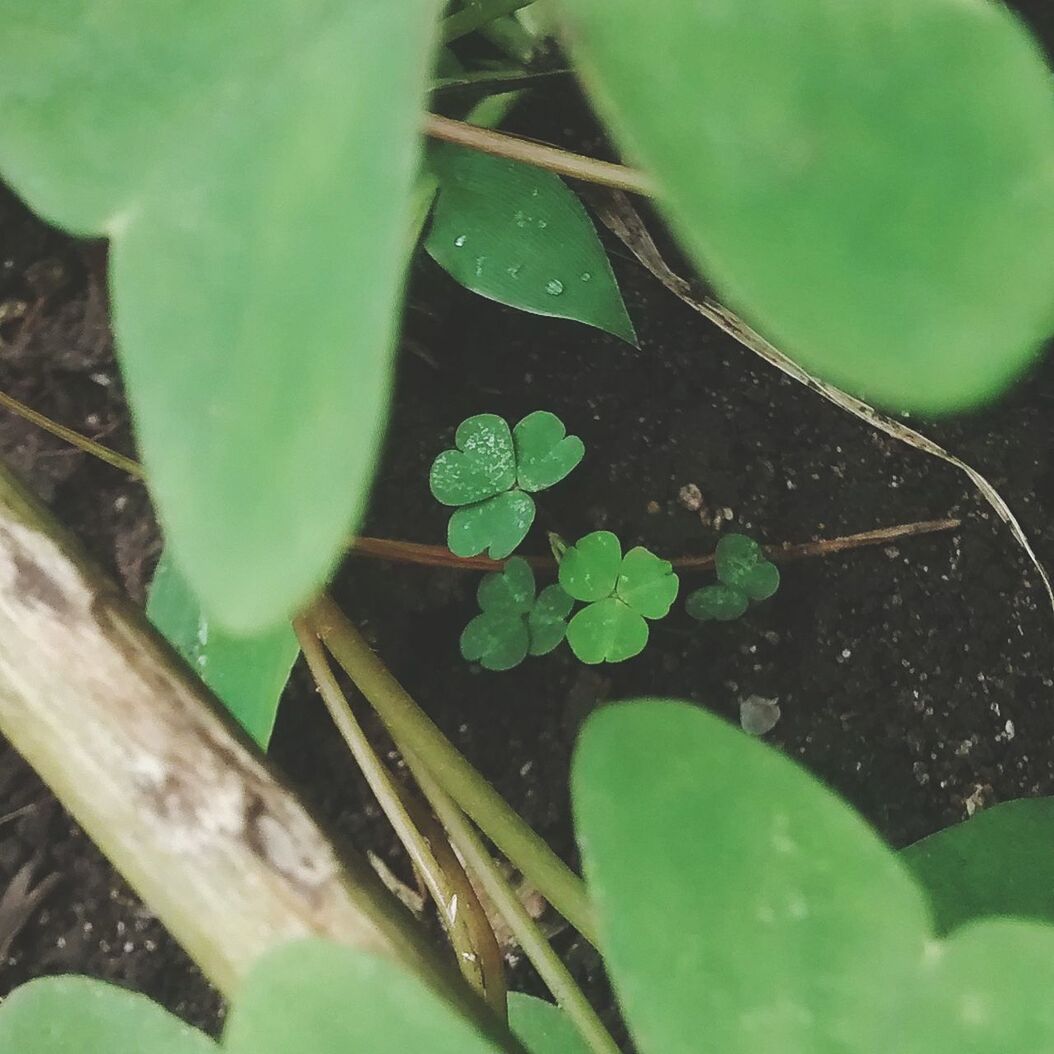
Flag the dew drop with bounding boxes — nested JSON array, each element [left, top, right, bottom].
[[474, 256, 486, 277], [454, 234, 467, 247], [536, 219, 548, 229], [545, 279, 565, 296], [513, 210, 530, 228], [580, 271, 592, 282], [507, 264, 522, 279]]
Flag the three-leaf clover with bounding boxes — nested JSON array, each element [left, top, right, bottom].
[[686, 533, 779, 622], [558, 532, 679, 664], [430, 412, 584, 559], [460, 557, 574, 671]]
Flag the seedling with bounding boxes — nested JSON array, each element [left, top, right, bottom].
[[685, 533, 779, 622], [460, 557, 574, 671], [429, 412, 584, 558], [559, 531, 679, 664]]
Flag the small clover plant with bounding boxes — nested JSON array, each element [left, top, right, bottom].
[[685, 533, 779, 622], [559, 531, 679, 664], [429, 412, 584, 559], [461, 557, 574, 671]]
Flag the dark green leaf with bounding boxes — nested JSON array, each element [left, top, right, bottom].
[[528, 583, 575, 655], [901, 798, 1054, 935], [558, 0, 1054, 411], [566, 597, 647, 663], [509, 993, 591, 1054], [147, 549, 298, 748], [513, 411, 586, 493], [426, 145, 636, 343], [558, 531, 622, 602], [478, 556, 536, 615], [461, 611, 530, 670], [430, 414, 518, 506], [0, 976, 217, 1054], [741, 560, 780, 601], [714, 534, 763, 587], [0, 0, 442, 631], [448, 491, 536, 559], [685, 583, 749, 622], [615, 546, 679, 618]]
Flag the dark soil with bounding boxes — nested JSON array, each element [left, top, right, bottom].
[[2, 5, 1054, 1039]]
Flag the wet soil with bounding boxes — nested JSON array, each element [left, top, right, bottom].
[[1, 4, 1054, 1036]]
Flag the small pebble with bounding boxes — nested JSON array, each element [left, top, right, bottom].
[[739, 696, 780, 736]]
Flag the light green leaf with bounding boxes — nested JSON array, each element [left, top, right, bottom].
[[509, 993, 591, 1054], [574, 700, 1054, 1054], [426, 145, 636, 343], [0, 976, 217, 1054], [566, 596, 647, 663], [901, 798, 1054, 935], [478, 556, 536, 614], [528, 583, 575, 655], [430, 414, 518, 506], [513, 411, 586, 493], [685, 583, 749, 622], [615, 546, 679, 618], [147, 549, 299, 748], [223, 940, 502, 1054], [448, 491, 536, 559], [0, 0, 441, 632], [558, 0, 1054, 411], [558, 531, 622, 602], [461, 611, 531, 670]]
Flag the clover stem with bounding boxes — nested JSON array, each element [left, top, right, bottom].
[[295, 621, 491, 1001], [440, 0, 537, 44], [406, 753, 622, 1054], [305, 595, 599, 947]]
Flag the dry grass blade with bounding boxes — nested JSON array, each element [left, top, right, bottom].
[[0, 856, 61, 960], [589, 190, 1054, 614]]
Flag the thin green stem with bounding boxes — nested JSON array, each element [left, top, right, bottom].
[[295, 622, 487, 998], [440, 1, 536, 44], [306, 596, 599, 947], [408, 754, 620, 1054], [424, 114, 655, 196]]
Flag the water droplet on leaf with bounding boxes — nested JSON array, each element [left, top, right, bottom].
[[545, 279, 565, 296], [454, 234, 467, 247], [580, 272, 592, 282]]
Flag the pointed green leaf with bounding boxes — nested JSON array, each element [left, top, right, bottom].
[[528, 583, 575, 656], [685, 583, 749, 622], [558, 0, 1054, 411], [615, 546, 679, 618], [426, 145, 636, 343], [0, 0, 441, 632], [0, 976, 217, 1054], [430, 414, 518, 506], [448, 491, 536, 559], [224, 940, 503, 1054], [461, 611, 530, 670], [901, 798, 1054, 935], [478, 556, 536, 615], [147, 549, 298, 748], [573, 700, 931, 1054], [566, 597, 647, 663], [513, 411, 586, 493], [558, 531, 622, 602], [509, 994, 591, 1054]]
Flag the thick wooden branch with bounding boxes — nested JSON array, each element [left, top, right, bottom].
[[0, 462, 502, 1038]]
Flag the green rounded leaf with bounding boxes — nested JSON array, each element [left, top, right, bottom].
[[572, 700, 931, 1054], [527, 583, 575, 656], [147, 549, 299, 748], [448, 491, 536, 559], [0, 976, 217, 1054], [901, 798, 1054, 936], [426, 144, 637, 344], [559, 0, 1054, 411], [430, 414, 517, 506], [685, 583, 749, 622], [714, 533, 763, 588], [558, 531, 622, 602], [509, 993, 591, 1054], [478, 556, 536, 615], [224, 940, 502, 1054], [615, 546, 679, 619], [0, 1, 443, 632], [513, 411, 586, 493], [460, 611, 530, 671], [567, 597, 648, 664], [741, 560, 780, 601]]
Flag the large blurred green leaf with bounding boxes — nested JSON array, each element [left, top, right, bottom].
[[0, 0, 440, 631], [147, 549, 299, 748], [573, 701, 1054, 1054], [558, 0, 1054, 410], [509, 994, 591, 1054], [0, 976, 218, 1054], [901, 797, 1054, 935], [426, 145, 636, 343]]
